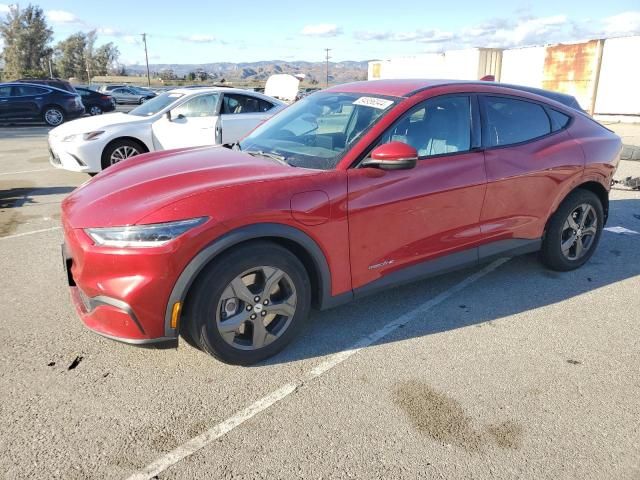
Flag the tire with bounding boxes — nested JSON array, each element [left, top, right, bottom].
[[43, 106, 65, 126], [540, 189, 604, 271], [89, 105, 103, 116], [139, 97, 147, 104], [182, 241, 311, 365], [101, 139, 145, 170]]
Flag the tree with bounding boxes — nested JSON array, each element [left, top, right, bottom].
[[93, 43, 120, 75], [54, 31, 120, 80], [186, 71, 196, 81], [55, 32, 88, 80], [0, 4, 53, 79]]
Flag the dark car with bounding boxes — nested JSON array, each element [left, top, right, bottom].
[[61, 79, 621, 364], [109, 86, 156, 105], [16, 77, 77, 93], [0, 82, 84, 126], [75, 87, 116, 115]]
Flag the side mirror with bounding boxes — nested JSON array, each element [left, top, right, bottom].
[[362, 142, 418, 170]]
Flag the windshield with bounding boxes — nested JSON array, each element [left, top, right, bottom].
[[129, 92, 184, 116], [239, 92, 397, 170]]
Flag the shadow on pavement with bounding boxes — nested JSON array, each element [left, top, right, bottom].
[[254, 198, 640, 366]]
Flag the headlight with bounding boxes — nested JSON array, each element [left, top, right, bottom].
[[85, 217, 208, 248], [62, 131, 105, 142]]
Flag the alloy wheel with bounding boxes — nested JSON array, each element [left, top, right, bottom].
[[560, 203, 598, 261], [90, 106, 102, 115], [215, 266, 297, 350], [44, 109, 63, 126], [109, 145, 140, 165]]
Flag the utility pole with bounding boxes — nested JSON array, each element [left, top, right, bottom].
[[142, 33, 151, 87], [324, 48, 331, 87]]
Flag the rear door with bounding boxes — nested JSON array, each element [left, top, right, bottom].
[[151, 92, 221, 149], [220, 93, 276, 144], [347, 95, 488, 290], [478, 95, 583, 242]]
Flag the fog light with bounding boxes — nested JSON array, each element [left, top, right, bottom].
[[171, 302, 182, 329]]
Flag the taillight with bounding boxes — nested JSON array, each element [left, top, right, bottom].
[[100, 95, 110, 100]]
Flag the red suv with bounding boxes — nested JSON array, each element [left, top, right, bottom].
[[61, 80, 621, 364]]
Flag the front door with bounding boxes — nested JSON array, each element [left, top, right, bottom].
[[0, 85, 12, 119], [151, 93, 220, 150], [347, 95, 487, 291]]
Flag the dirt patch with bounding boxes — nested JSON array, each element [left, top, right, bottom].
[[393, 381, 482, 450], [485, 420, 523, 449], [394, 381, 522, 451]]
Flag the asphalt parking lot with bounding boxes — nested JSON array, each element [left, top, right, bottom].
[[1, 122, 639, 480]]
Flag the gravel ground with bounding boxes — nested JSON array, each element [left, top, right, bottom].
[[0, 122, 639, 480]]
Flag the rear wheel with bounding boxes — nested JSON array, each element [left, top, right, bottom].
[[43, 106, 64, 126], [183, 242, 311, 365], [540, 189, 603, 271], [89, 105, 103, 115], [139, 97, 147, 104]]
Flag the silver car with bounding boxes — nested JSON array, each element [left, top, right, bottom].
[[109, 86, 156, 105]]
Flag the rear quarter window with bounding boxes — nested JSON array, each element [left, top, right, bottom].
[[548, 109, 571, 131], [482, 96, 551, 147]]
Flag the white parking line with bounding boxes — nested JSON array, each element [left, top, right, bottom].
[[604, 226, 639, 235], [0, 226, 61, 241], [0, 168, 52, 176], [126, 257, 511, 480]]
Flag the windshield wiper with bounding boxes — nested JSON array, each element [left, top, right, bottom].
[[245, 150, 288, 165]]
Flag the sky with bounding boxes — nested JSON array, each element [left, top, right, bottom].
[[1, 0, 639, 65]]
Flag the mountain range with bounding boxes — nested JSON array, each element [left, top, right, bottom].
[[124, 60, 370, 84]]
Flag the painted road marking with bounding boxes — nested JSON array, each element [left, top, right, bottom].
[[126, 257, 511, 480], [0, 168, 52, 176], [0, 226, 61, 241], [604, 226, 639, 235]]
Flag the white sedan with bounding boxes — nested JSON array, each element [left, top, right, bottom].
[[48, 87, 286, 174]]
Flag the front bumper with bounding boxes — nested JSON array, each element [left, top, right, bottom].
[[61, 224, 182, 348], [48, 135, 104, 173]]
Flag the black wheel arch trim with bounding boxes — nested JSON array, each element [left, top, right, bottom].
[[163, 223, 348, 338]]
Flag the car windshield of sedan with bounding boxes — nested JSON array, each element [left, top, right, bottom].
[[129, 92, 184, 116], [238, 92, 397, 170]]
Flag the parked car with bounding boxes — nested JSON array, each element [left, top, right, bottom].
[[0, 82, 84, 126], [60, 79, 621, 364], [48, 87, 285, 173], [16, 77, 77, 93], [108, 86, 156, 105], [75, 87, 116, 115], [97, 84, 126, 92]]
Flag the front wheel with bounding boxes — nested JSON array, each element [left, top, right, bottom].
[[139, 97, 147, 104], [540, 189, 604, 271], [183, 242, 311, 365], [101, 139, 144, 170]]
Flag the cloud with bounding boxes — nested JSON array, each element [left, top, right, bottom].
[[301, 24, 342, 37], [97, 27, 124, 36], [602, 11, 640, 36], [0, 3, 10, 14], [354, 11, 640, 52], [46, 9, 83, 24], [180, 34, 218, 43]]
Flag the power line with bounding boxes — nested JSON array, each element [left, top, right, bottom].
[[142, 33, 151, 87]]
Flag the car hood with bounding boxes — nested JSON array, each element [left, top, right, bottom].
[[62, 146, 316, 228], [49, 112, 147, 138]]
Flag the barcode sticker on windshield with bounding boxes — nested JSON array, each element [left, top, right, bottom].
[[353, 97, 394, 110]]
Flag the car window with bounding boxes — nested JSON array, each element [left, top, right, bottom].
[[483, 96, 551, 147], [112, 88, 124, 94], [239, 92, 396, 170], [548, 109, 571, 132], [379, 96, 471, 157], [222, 94, 268, 114], [14, 85, 47, 96], [172, 93, 220, 118], [77, 89, 91, 97], [0, 86, 11, 97]]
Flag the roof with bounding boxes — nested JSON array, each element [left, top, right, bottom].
[[165, 87, 286, 105], [326, 79, 583, 112]]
